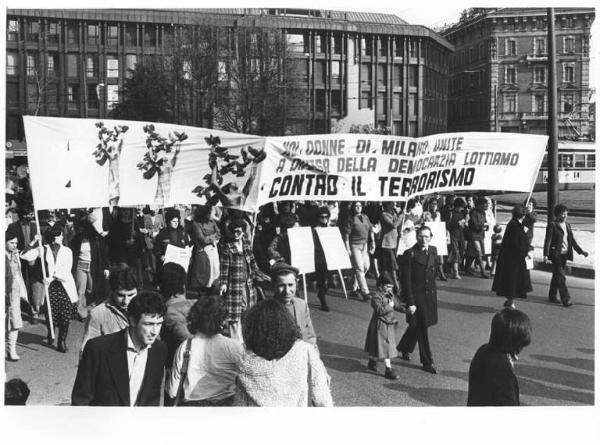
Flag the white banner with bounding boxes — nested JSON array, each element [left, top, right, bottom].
[[287, 226, 316, 275], [23, 117, 547, 211], [256, 132, 547, 205], [23, 116, 265, 211]]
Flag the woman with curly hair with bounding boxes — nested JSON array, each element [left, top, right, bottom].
[[234, 299, 333, 407], [167, 295, 244, 406]]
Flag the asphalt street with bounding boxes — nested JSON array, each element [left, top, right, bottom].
[[5, 269, 594, 406]]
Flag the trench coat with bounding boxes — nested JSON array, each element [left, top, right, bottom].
[[402, 245, 439, 328], [491, 218, 532, 298], [6, 252, 26, 330], [364, 290, 398, 358]]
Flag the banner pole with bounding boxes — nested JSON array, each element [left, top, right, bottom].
[[302, 273, 308, 303], [338, 269, 348, 299], [34, 210, 54, 341]]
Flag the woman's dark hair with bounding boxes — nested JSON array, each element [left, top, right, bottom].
[[165, 208, 180, 225], [4, 378, 30, 405], [489, 308, 532, 355], [554, 204, 568, 217], [5, 226, 20, 243], [228, 218, 247, 233], [127, 290, 166, 324], [242, 299, 301, 361], [475, 197, 488, 207], [158, 262, 186, 298], [187, 295, 227, 336], [453, 197, 465, 208], [45, 226, 63, 244], [350, 201, 364, 214], [109, 265, 139, 291], [512, 204, 526, 220], [194, 205, 212, 222]]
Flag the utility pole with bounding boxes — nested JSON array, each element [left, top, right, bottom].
[[546, 8, 559, 220]]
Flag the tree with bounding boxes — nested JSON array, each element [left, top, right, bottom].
[[110, 59, 174, 122], [214, 27, 299, 135]]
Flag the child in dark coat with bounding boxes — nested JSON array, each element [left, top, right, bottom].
[[365, 272, 399, 380], [490, 224, 503, 276]]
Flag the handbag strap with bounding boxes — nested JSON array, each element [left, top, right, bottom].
[[173, 338, 192, 407]]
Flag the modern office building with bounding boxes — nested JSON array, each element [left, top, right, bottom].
[[6, 7, 453, 151], [442, 7, 595, 140]]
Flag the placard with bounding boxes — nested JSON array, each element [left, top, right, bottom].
[[164, 244, 193, 272], [287, 226, 316, 275], [397, 221, 417, 256], [427, 221, 448, 256], [315, 226, 352, 271]]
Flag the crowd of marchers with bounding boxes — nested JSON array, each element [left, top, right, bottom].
[[6, 166, 588, 406]]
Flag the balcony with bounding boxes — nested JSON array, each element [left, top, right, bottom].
[[526, 53, 548, 63]]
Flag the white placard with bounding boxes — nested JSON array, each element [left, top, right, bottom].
[[287, 226, 315, 275], [315, 226, 352, 271], [164, 244, 193, 272], [427, 221, 448, 256], [484, 226, 493, 256], [397, 222, 417, 256]]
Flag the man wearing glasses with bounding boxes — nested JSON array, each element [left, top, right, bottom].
[[80, 266, 138, 358], [395, 226, 440, 374]]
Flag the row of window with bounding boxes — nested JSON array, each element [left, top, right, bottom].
[[502, 63, 575, 85], [7, 51, 137, 79], [501, 92, 577, 114], [498, 15, 580, 33], [287, 33, 427, 60], [503, 36, 577, 57], [7, 82, 120, 111], [7, 19, 163, 47], [541, 153, 595, 169], [449, 92, 578, 118]]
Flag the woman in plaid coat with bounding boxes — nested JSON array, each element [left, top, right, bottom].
[[220, 219, 263, 343]]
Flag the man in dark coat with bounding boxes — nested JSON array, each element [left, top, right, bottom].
[[72, 291, 167, 406], [543, 204, 588, 307], [396, 226, 439, 374], [492, 205, 532, 309]]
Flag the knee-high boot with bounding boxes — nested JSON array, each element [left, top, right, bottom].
[[6, 329, 20, 361]]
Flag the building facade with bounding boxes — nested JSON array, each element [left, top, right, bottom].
[[442, 8, 595, 140], [6, 8, 453, 147]]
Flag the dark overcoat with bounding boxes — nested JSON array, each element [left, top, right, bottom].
[[402, 245, 438, 328], [492, 218, 532, 298], [467, 343, 519, 406], [71, 329, 167, 406], [364, 290, 398, 358]]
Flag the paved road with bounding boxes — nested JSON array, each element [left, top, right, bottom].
[[6, 269, 594, 406]]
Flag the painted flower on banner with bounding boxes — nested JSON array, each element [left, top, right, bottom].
[[92, 121, 129, 205], [191, 134, 266, 208], [136, 124, 188, 206]]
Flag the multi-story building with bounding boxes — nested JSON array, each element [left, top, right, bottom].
[[442, 7, 595, 140], [5, 8, 453, 151]]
